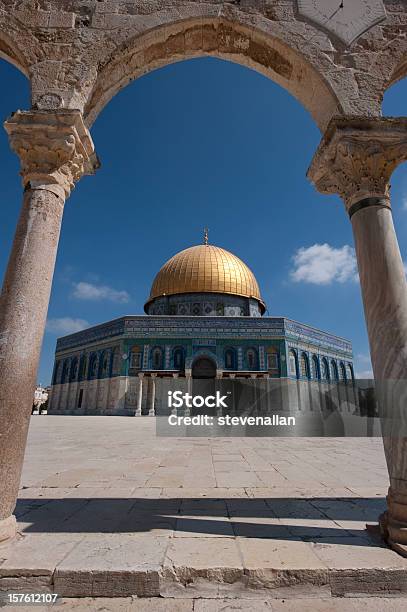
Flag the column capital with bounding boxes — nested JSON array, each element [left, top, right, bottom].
[[307, 117, 407, 211], [4, 110, 99, 199]]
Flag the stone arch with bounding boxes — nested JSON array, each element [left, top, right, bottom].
[[321, 357, 330, 381], [0, 30, 30, 77], [288, 349, 299, 378], [311, 354, 320, 380], [384, 58, 407, 97], [192, 357, 217, 380], [151, 346, 163, 370], [52, 360, 61, 385], [111, 347, 122, 376], [224, 347, 237, 371], [331, 360, 339, 382], [78, 354, 88, 382], [245, 346, 259, 371], [173, 346, 185, 371], [300, 352, 310, 379], [88, 353, 99, 380], [69, 356, 79, 382], [84, 18, 343, 130], [61, 358, 70, 384]]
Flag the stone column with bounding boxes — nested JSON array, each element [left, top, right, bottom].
[[308, 116, 407, 555], [0, 110, 98, 542], [136, 373, 144, 417], [149, 374, 157, 416], [229, 373, 236, 417], [215, 371, 223, 418], [185, 372, 192, 417], [171, 373, 179, 416]]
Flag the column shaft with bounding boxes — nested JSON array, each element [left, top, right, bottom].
[[136, 376, 143, 416], [149, 376, 156, 416], [307, 116, 407, 554], [0, 109, 97, 542], [0, 188, 64, 532], [351, 206, 407, 380], [351, 205, 407, 548]]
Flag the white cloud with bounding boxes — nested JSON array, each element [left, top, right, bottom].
[[72, 281, 129, 303], [290, 243, 358, 285], [46, 317, 89, 334], [401, 195, 407, 211]]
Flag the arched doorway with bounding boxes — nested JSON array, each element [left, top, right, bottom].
[[192, 357, 216, 380], [192, 357, 217, 416]]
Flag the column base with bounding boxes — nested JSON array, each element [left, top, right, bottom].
[[379, 488, 407, 557], [0, 515, 17, 543]]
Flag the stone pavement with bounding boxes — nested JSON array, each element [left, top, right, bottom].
[[1, 416, 407, 601]]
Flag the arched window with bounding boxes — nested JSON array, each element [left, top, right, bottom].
[[267, 348, 279, 371], [53, 361, 61, 385], [78, 354, 87, 381], [288, 350, 298, 377], [340, 362, 347, 381], [300, 353, 310, 379], [100, 351, 110, 377], [246, 348, 258, 370], [321, 357, 330, 381], [88, 353, 98, 379], [70, 357, 78, 382], [130, 346, 141, 370], [111, 347, 121, 376], [331, 360, 339, 381], [173, 346, 185, 370], [61, 359, 70, 384], [311, 355, 320, 380], [346, 363, 354, 383], [224, 348, 236, 370], [152, 347, 163, 370]]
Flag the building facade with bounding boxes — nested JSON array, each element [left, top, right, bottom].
[[48, 242, 355, 416]]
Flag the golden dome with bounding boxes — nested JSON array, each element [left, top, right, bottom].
[[145, 244, 265, 313]]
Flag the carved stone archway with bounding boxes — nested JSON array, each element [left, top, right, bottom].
[[0, 1, 407, 554]]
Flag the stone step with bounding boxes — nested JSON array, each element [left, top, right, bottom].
[[2, 535, 407, 599]]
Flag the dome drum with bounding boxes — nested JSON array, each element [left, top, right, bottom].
[[145, 292, 263, 317]]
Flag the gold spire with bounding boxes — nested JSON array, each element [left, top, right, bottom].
[[203, 227, 209, 245]]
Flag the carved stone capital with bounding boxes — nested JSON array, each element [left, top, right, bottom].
[[307, 117, 407, 210], [4, 110, 99, 199]]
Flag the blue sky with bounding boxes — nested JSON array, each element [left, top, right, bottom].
[[1, 58, 406, 384]]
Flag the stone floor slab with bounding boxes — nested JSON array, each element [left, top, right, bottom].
[[0, 417, 405, 599], [54, 533, 170, 597]]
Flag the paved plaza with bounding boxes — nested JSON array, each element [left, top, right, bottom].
[[1, 416, 407, 603]]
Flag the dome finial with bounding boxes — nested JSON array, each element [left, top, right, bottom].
[[203, 227, 209, 246]]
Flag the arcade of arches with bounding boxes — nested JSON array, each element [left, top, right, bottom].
[[0, 1, 407, 556]]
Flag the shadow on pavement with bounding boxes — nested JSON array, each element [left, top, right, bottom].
[[15, 496, 386, 546]]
